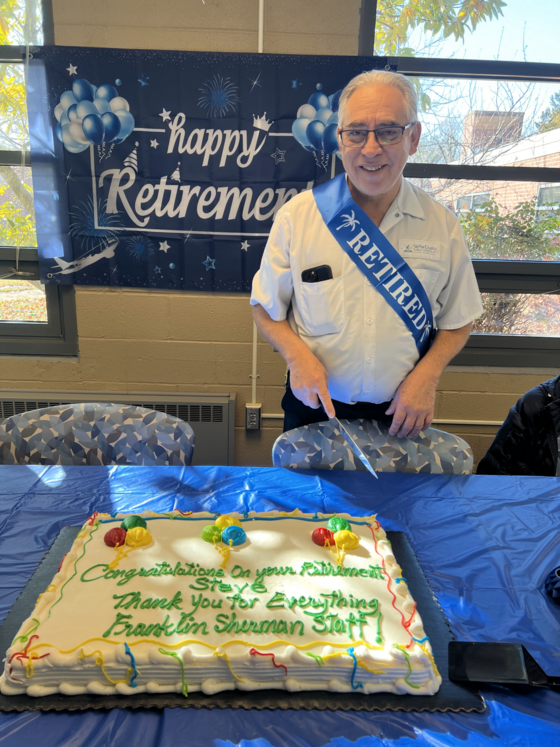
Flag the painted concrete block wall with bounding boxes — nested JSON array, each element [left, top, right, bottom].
[[0, 0, 555, 468]]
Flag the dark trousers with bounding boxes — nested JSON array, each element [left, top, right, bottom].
[[281, 375, 393, 432]]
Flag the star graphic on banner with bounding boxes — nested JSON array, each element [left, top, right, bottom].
[[138, 75, 149, 87], [183, 229, 193, 244], [112, 266, 118, 274], [159, 108, 171, 122], [240, 240, 250, 251], [154, 266, 162, 274], [61, 168, 75, 184], [203, 256, 216, 271], [271, 147, 286, 165], [66, 63, 77, 76], [159, 240, 170, 253], [291, 79, 301, 89], [150, 139, 159, 149], [248, 73, 262, 92]]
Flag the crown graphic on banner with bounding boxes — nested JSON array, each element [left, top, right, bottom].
[[252, 112, 273, 132]]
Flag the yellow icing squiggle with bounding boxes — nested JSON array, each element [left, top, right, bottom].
[[35, 584, 56, 606], [213, 650, 244, 682], [78, 648, 133, 686]]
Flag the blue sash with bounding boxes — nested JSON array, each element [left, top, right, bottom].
[[313, 173, 435, 357]]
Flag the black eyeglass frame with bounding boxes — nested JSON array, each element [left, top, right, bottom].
[[338, 122, 416, 147]]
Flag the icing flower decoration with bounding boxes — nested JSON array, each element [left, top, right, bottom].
[[327, 516, 350, 533], [104, 527, 127, 548], [201, 525, 222, 543], [120, 515, 147, 531], [215, 514, 242, 530], [125, 526, 152, 547], [221, 525, 247, 546], [312, 527, 335, 547]]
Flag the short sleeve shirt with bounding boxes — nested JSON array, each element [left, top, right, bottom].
[[250, 177, 483, 405]]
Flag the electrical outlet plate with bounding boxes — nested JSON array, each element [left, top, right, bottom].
[[245, 404, 262, 430]]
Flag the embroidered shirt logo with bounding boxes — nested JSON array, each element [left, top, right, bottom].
[[400, 240, 441, 260]]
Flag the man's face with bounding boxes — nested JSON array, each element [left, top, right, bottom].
[[337, 84, 421, 200]]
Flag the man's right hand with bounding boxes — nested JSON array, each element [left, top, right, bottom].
[[251, 303, 336, 419], [289, 348, 336, 418]]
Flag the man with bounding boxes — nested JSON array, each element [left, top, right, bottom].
[[251, 70, 482, 438]]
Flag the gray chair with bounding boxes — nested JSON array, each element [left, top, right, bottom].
[[272, 418, 473, 475], [0, 402, 195, 466]]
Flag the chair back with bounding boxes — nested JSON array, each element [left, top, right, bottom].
[[0, 403, 194, 466], [272, 418, 473, 475]]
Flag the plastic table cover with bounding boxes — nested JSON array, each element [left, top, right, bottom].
[[0, 465, 559, 747]]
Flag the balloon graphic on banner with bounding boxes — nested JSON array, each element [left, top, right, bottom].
[[291, 86, 342, 166], [54, 76, 135, 153]]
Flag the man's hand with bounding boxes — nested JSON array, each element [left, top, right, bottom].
[[384, 323, 472, 439], [252, 303, 336, 418], [385, 367, 437, 439], [289, 347, 336, 418]]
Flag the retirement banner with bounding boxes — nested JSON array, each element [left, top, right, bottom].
[[27, 46, 385, 291]]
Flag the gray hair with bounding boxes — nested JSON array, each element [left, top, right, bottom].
[[338, 70, 418, 125]]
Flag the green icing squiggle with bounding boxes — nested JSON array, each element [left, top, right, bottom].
[[395, 644, 420, 689], [158, 647, 188, 697], [48, 523, 100, 618]]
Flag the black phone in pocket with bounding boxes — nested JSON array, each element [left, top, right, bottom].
[[301, 265, 333, 283]]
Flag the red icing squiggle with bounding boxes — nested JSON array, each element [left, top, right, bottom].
[[85, 512, 99, 526], [9, 635, 50, 668], [175, 510, 193, 517], [367, 524, 413, 649], [58, 553, 68, 572], [249, 648, 288, 675]]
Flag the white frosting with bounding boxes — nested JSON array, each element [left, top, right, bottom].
[[1, 510, 441, 697]]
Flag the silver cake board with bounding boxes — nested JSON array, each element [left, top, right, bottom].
[[0, 527, 484, 712]]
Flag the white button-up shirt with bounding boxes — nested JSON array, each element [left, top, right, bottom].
[[251, 177, 483, 405]]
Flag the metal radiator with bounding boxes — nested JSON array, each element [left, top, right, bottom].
[[0, 390, 236, 466]]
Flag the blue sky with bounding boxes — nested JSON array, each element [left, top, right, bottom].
[[418, 0, 560, 63]]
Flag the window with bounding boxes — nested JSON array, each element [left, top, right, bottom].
[[358, 2, 560, 366], [0, 0, 77, 356]]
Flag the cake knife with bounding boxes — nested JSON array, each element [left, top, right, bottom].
[[329, 417, 378, 479]]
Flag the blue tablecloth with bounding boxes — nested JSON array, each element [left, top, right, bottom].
[[0, 465, 559, 746]]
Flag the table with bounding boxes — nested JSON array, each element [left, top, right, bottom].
[[0, 465, 559, 746]]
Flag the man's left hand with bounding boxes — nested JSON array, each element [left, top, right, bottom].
[[385, 367, 437, 439]]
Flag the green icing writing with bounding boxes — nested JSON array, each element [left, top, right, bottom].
[[225, 593, 259, 611], [255, 565, 297, 583], [102, 611, 209, 638], [158, 648, 188, 698], [299, 561, 385, 580], [113, 590, 183, 611], [214, 612, 305, 637], [188, 577, 232, 593], [303, 609, 378, 639], [81, 561, 225, 586], [189, 593, 223, 614], [230, 565, 251, 578], [265, 590, 378, 617], [376, 611, 383, 645]]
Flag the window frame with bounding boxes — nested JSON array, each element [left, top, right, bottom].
[[395, 58, 560, 367], [0, 3, 77, 357]]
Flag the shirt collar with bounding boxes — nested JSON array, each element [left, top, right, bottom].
[[397, 178, 425, 220]]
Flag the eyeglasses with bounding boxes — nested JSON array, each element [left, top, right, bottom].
[[339, 123, 416, 147]]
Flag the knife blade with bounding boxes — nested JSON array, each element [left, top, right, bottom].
[[329, 417, 378, 479]]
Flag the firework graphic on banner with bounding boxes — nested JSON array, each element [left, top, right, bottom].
[[198, 75, 239, 118]]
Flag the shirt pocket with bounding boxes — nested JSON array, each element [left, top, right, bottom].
[[297, 276, 346, 336]]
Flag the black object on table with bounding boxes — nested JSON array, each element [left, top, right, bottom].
[[0, 528, 484, 712]]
